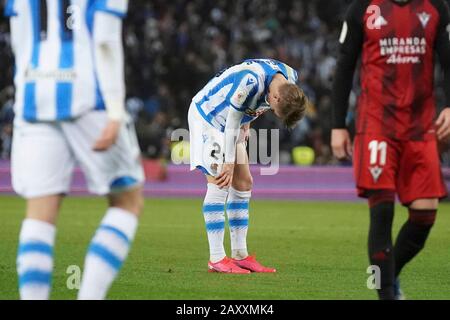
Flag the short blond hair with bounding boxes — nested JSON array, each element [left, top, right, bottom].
[[278, 83, 308, 128]]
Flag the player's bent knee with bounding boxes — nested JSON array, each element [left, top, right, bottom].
[[408, 203, 437, 227], [232, 175, 253, 191], [409, 198, 438, 210], [109, 186, 144, 216]]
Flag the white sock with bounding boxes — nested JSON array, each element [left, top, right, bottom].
[[203, 183, 228, 263], [227, 187, 251, 260], [78, 207, 138, 300], [17, 219, 56, 300]]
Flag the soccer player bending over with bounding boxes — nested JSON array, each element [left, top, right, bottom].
[[332, 0, 450, 299], [6, 1, 144, 299], [188, 59, 307, 273]]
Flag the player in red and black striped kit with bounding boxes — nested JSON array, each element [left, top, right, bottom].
[[332, 0, 450, 300]]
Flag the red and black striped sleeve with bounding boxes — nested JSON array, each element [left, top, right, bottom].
[[431, 0, 450, 107], [332, 0, 370, 129]]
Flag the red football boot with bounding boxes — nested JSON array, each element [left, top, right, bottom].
[[232, 255, 276, 273], [208, 257, 251, 274]]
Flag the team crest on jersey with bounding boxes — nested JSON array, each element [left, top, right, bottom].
[[417, 12, 431, 28], [246, 77, 255, 85], [369, 166, 383, 183]]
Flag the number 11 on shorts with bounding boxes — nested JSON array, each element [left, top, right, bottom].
[[368, 140, 387, 183]]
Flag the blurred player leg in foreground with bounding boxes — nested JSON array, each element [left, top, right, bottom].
[[16, 195, 62, 299], [77, 185, 143, 300], [393, 198, 438, 300], [13, 112, 144, 300]]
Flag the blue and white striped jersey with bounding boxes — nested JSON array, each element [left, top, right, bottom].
[[4, 0, 127, 122], [192, 59, 298, 132]]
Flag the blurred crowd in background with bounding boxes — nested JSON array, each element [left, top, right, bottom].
[[1, 0, 450, 165]]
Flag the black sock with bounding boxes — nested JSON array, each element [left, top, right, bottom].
[[368, 192, 396, 300], [394, 209, 436, 277]]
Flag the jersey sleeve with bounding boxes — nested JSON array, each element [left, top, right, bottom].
[[4, 0, 17, 17], [331, 0, 368, 129], [93, 8, 123, 43], [432, 0, 450, 107], [228, 73, 259, 111], [93, 12, 126, 121], [95, 0, 128, 18], [224, 107, 245, 163]]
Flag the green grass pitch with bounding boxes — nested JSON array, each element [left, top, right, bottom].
[[1, 196, 449, 300]]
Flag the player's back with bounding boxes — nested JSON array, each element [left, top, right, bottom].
[[5, 0, 126, 122], [192, 59, 298, 131]]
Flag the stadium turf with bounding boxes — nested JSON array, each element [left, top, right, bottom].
[[0, 196, 449, 300]]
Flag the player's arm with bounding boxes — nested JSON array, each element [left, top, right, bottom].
[[331, 0, 365, 160], [216, 75, 257, 188], [216, 107, 245, 188], [92, 7, 127, 151], [433, 0, 450, 141]]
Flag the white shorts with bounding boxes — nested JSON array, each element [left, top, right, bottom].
[[12, 110, 144, 198], [188, 103, 245, 177]]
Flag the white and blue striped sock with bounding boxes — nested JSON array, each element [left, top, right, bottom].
[[78, 207, 138, 300], [227, 187, 251, 260], [203, 183, 228, 263], [17, 219, 56, 300]]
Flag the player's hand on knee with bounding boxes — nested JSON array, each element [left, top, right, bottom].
[[216, 163, 234, 189], [93, 120, 121, 151], [331, 129, 353, 160], [436, 107, 450, 141]]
